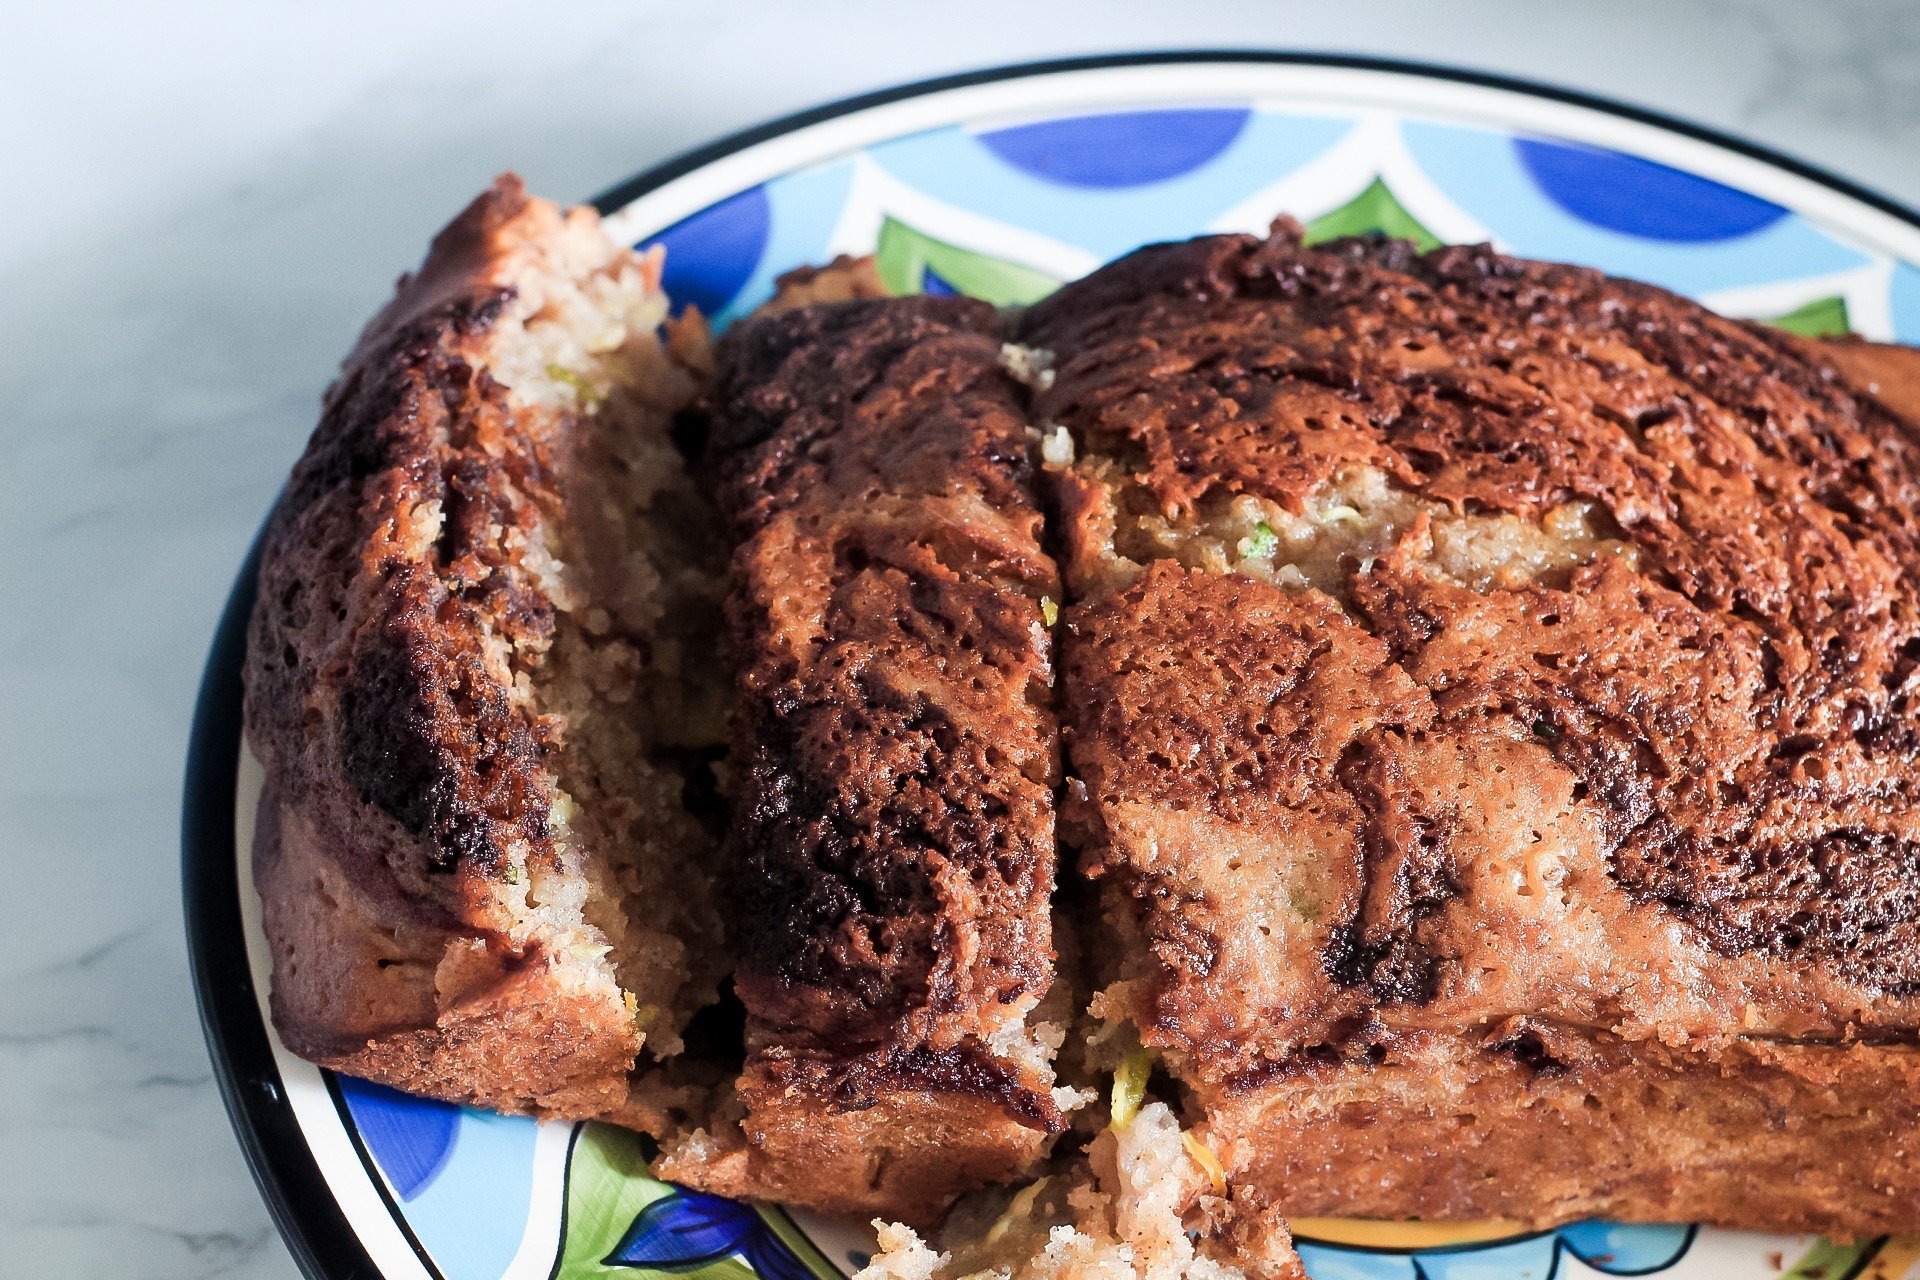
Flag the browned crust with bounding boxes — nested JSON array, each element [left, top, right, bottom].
[[1205, 1026, 1920, 1238], [692, 296, 1065, 1217], [1032, 229, 1920, 1033], [1057, 562, 1433, 1073], [253, 778, 649, 1117], [761, 255, 890, 313], [657, 1049, 1053, 1223], [242, 176, 656, 1125], [1807, 334, 1920, 427]]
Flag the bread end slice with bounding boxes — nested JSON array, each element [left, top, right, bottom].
[[245, 175, 726, 1130]]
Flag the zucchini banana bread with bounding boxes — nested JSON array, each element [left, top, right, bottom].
[[245, 181, 1920, 1254]]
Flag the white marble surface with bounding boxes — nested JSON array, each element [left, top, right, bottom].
[[3, 1, 1917, 1275]]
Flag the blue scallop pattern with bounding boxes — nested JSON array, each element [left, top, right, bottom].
[[1514, 137, 1787, 242], [711, 160, 858, 326], [339, 1075, 459, 1200], [867, 114, 1351, 265], [1402, 122, 1868, 297], [645, 185, 772, 318], [1295, 1222, 1695, 1280], [1892, 260, 1920, 343], [977, 108, 1250, 187], [339, 1075, 541, 1279]]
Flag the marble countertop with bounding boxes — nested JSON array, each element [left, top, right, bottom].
[[4, 1, 1915, 1275]]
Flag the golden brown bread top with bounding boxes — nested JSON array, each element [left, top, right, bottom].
[[708, 297, 1062, 1099], [1797, 334, 1920, 431], [1028, 228, 1920, 1085]]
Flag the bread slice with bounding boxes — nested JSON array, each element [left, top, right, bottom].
[[654, 295, 1073, 1221], [244, 176, 729, 1131], [1024, 228, 1920, 1237]]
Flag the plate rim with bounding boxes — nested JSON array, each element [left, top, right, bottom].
[[182, 49, 1920, 1280], [587, 49, 1920, 239]]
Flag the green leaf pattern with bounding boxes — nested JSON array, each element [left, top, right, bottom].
[[873, 216, 1060, 305], [1763, 294, 1853, 338], [1778, 1235, 1883, 1280], [1305, 177, 1443, 252], [871, 177, 1447, 311], [555, 1125, 758, 1280]]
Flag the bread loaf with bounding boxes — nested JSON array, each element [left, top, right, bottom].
[[247, 184, 1920, 1249]]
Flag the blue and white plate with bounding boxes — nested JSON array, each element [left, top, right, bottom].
[[184, 53, 1920, 1280]]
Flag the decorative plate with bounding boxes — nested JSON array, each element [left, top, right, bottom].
[[185, 53, 1920, 1280]]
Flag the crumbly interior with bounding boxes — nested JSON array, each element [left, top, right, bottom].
[[1004, 333, 1635, 608], [1061, 451, 1635, 603], [856, 1104, 1297, 1280], [489, 232, 730, 1069]]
